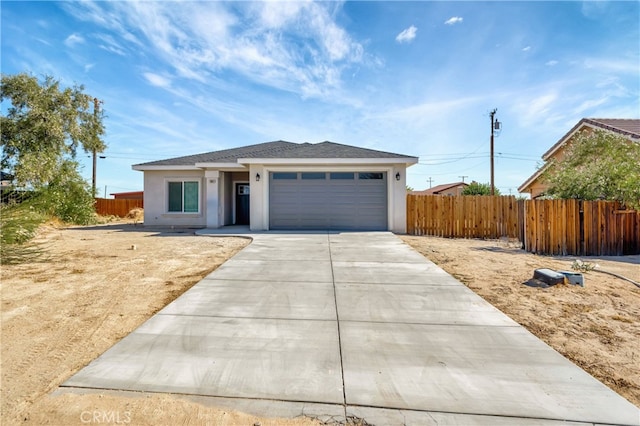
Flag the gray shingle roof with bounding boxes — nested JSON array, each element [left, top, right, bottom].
[[135, 141, 417, 167]]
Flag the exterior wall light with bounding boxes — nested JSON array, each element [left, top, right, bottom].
[[395, 172, 401, 181], [256, 173, 261, 182]]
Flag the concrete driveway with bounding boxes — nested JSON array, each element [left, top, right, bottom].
[[62, 232, 640, 425]]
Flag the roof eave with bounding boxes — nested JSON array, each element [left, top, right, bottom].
[[543, 118, 640, 160], [518, 165, 547, 193], [542, 119, 589, 160], [194, 162, 247, 171], [132, 165, 201, 171], [237, 157, 419, 166]]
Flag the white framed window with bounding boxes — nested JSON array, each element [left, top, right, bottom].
[[167, 180, 200, 213]]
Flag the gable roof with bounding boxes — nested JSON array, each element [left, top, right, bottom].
[[518, 118, 640, 193], [411, 182, 468, 195], [134, 140, 418, 169], [542, 118, 640, 161], [134, 141, 298, 167]]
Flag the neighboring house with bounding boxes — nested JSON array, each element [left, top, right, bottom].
[[518, 118, 640, 198], [410, 182, 468, 196], [133, 140, 418, 232], [110, 191, 144, 200]]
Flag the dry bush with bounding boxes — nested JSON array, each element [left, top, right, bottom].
[[125, 208, 144, 222]]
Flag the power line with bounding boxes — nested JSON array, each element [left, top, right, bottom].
[[419, 151, 538, 160], [411, 158, 490, 176], [415, 153, 537, 167]]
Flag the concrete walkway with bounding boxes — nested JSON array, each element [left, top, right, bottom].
[[62, 232, 640, 425]]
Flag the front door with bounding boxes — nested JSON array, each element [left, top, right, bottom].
[[235, 183, 250, 225]]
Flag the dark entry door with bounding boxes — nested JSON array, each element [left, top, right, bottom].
[[235, 183, 250, 225]]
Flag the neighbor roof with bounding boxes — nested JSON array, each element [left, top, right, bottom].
[[518, 118, 640, 193], [542, 118, 640, 160], [410, 182, 468, 195], [134, 140, 417, 168]]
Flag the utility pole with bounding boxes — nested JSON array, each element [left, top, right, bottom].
[[92, 98, 101, 197], [458, 175, 468, 183], [427, 177, 434, 188], [90, 98, 106, 197], [489, 109, 501, 196]]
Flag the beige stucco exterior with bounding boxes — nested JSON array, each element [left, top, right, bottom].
[[137, 160, 413, 233]]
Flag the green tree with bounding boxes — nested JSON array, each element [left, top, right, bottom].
[[462, 181, 500, 195], [542, 130, 640, 209], [1, 73, 106, 225], [1, 73, 105, 188]]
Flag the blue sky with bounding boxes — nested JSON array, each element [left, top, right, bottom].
[[2, 1, 638, 196]]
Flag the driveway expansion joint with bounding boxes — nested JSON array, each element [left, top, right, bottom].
[[60, 231, 640, 426], [328, 233, 348, 416]]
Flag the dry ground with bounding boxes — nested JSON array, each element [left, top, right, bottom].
[[401, 235, 640, 408], [2, 225, 638, 425], [1, 223, 323, 426]]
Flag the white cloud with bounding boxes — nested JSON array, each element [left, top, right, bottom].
[[67, 1, 366, 101], [143, 72, 172, 88], [373, 96, 481, 125], [581, 1, 608, 19], [84, 63, 95, 72], [546, 60, 559, 66], [522, 46, 531, 52], [35, 38, 52, 46], [444, 16, 463, 25], [572, 97, 609, 116], [257, 1, 305, 29], [513, 91, 560, 127], [395, 25, 417, 43], [583, 57, 639, 74], [95, 33, 127, 56], [64, 33, 85, 47]]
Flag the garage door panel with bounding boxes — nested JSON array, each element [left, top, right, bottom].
[[269, 172, 387, 230]]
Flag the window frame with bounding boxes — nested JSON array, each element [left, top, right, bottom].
[[301, 172, 327, 180], [272, 172, 298, 180], [166, 179, 201, 214], [329, 172, 355, 180], [358, 172, 384, 180]]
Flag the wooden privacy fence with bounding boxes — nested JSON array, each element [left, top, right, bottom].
[[524, 199, 640, 256], [407, 195, 640, 256], [94, 198, 143, 217], [406, 194, 521, 239]]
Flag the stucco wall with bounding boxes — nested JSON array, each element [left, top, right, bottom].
[[143, 170, 207, 227], [248, 163, 409, 233], [142, 164, 411, 232]]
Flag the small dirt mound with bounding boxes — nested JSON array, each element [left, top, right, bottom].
[[125, 207, 144, 222]]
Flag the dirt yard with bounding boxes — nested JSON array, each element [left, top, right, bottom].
[[1, 225, 638, 425], [401, 235, 640, 408], [0, 223, 321, 426]]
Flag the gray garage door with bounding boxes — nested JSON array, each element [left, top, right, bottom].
[[269, 171, 388, 230]]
